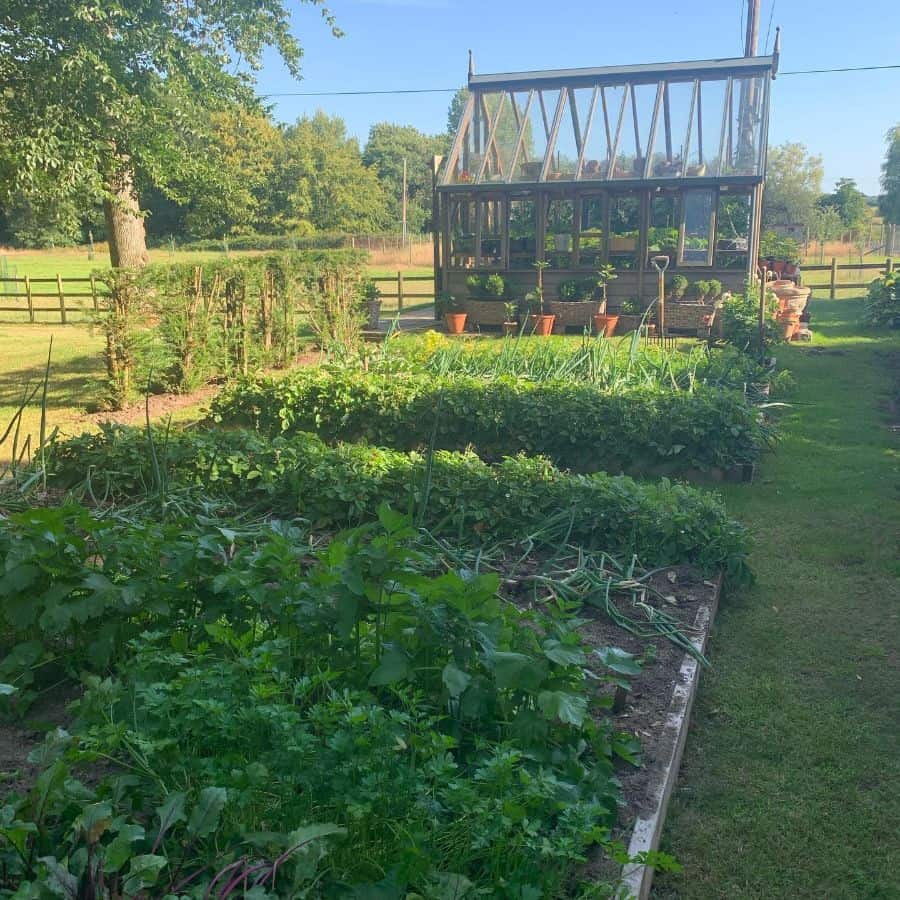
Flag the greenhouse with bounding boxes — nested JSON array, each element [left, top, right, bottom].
[[434, 51, 779, 325]]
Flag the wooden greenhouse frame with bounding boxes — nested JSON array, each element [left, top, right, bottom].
[[433, 50, 779, 316]]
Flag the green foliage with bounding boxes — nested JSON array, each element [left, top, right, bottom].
[[172, 231, 348, 252], [46, 424, 750, 575], [863, 271, 900, 328], [558, 278, 598, 302], [95, 250, 367, 403], [0, 508, 643, 895], [363, 123, 449, 234], [465, 273, 507, 300], [720, 281, 782, 352], [762, 143, 824, 229], [693, 280, 711, 300], [818, 177, 870, 232], [210, 368, 772, 473], [758, 231, 802, 264], [668, 274, 689, 298], [380, 332, 773, 393], [707, 279, 723, 301], [879, 124, 900, 225]]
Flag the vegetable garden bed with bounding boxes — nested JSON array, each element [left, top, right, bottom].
[[210, 370, 773, 475]]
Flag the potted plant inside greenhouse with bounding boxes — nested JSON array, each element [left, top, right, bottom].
[[549, 277, 605, 332], [441, 293, 468, 335], [592, 264, 619, 336]]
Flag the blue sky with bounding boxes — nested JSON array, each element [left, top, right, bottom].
[[256, 0, 900, 196]]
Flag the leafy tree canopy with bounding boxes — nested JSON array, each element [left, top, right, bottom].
[[880, 125, 900, 225], [762, 143, 824, 229], [818, 178, 870, 231]]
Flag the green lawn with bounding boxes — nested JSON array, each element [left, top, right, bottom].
[[655, 296, 900, 899], [0, 324, 105, 464]]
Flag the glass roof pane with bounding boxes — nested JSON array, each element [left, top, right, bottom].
[[610, 83, 657, 179], [649, 81, 694, 177], [511, 88, 557, 181], [581, 85, 623, 180], [548, 89, 579, 180], [686, 79, 727, 176], [480, 92, 520, 183], [723, 76, 764, 176]]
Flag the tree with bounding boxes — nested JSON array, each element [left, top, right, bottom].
[[363, 124, 449, 234], [818, 178, 869, 232], [447, 88, 470, 136], [880, 125, 900, 226], [0, 1, 339, 266], [280, 113, 389, 233], [762, 143, 824, 228]]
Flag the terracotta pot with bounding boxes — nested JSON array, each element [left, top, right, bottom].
[[776, 312, 800, 341], [593, 313, 619, 337], [444, 312, 467, 335], [502, 321, 518, 336], [531, 314, 556, 336]]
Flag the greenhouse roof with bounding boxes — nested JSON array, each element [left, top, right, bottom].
[[440, 54, 777, 189]]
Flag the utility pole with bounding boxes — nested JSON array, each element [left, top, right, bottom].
[[744, 0, 760, 56], [401, 157, 408, 247]]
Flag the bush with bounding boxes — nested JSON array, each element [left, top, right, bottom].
[[466, 273, 507, 299], [863, 271, 899, 328], [47, 424, 750, 576], [211, 369, 773, 472], [720, 280, 781, 352]]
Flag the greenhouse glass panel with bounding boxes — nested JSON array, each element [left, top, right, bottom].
[[685, 79, 728, 176], [609, 193, 641, 269], [715, 189, 751, 268], [581, 85, 624, 180], [723, 77, 765, 175], [611, 83, 658, 180], [681, 189, 716, 265], [475, 198, 504, 266], [578, 195, 606, 268], [508, 198, 537, 269], [648, 81, 695, 177], [546, 197, 575, 267], [647, 191, 681, 266], [449, 197, 476, 267], [547, 90, 580, 181]]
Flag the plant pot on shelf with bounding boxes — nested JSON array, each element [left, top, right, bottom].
[[444, 312, 467, 335], [528, 314, 556, 336], [593, 313, 619, 337]]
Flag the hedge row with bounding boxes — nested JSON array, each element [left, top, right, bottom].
[[48, 425, 750, 577], [210, 370, 772, 473]]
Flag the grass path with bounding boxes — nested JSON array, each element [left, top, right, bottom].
[[655, 297, 899, 899]]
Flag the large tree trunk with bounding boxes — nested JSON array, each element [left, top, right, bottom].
[[104, 169, 150, 268]]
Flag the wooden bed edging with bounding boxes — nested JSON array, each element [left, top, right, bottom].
[[617, 572, 723, 899]]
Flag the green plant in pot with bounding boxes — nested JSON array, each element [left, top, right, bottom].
[[592, 264, 618, 336], [693, 279, 711, 303], [668, 273, 688, 301], [442, 293, 467, 334], [528, 261, 555, 336], [707, 279, 723, 303]]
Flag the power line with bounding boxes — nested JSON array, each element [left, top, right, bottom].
[[260, 63, 900, 98], [780, 63, 900, 75], [764, 0, 776, 51]]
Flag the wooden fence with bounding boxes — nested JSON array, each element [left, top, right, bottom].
[[0, 275, 107, 322], [370, 273, 434, 311], [801, 258, 894, 299], [0, 272, 434, 323]]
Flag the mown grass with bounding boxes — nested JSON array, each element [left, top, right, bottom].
[[0, 325, 105, 464], [655, 296, 900, 899]]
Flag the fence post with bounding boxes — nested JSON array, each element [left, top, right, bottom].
[[830, 257, 837, 300], [24, 276, 34, 322], [887, 258, 894, 274], [90, 274, 99, 311], [56, 274, 67, 324], [397, 271, 404, 312]]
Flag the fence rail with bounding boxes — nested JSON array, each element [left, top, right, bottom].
[[0, 272, 435, 322], [370, 273, 434, 311], [0, 275, 107, 322], [800, 258, 893, 299]]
